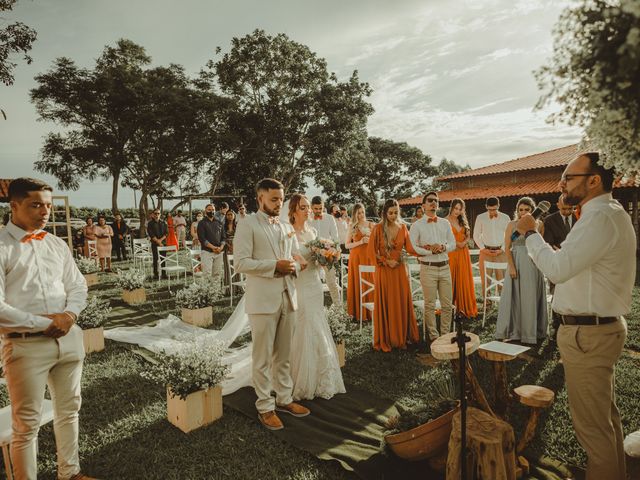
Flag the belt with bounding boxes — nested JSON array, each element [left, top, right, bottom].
[[4, 331, 47, 339], [560, 315, 618, 326], [485, 246, 501, 251], [419, 260, 449, 267]]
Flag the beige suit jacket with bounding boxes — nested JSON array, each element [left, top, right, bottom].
[[233, 212, 300, 314]]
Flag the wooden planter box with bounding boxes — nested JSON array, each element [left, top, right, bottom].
[[82, 327, 105, 354], [83, 273, 99, 287], [182, 306, 213, 327], [336, 341, 346, 368], [167, 385, 223, 433], [122, 288, 146, 305], [384, 405, 459, 461]]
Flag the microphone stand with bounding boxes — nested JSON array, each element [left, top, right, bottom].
[[451, 310, 470, 479]]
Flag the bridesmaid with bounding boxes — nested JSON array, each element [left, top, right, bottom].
[[345, 203, 375, 321], [166, 212, 179, 250], [446, 198, 478, 319], [94, 215, 114, 272], [82, 216, 97, 258], [368, 199, 419, 352]]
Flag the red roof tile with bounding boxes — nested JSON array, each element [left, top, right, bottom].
[[438, 144, 586, 180]]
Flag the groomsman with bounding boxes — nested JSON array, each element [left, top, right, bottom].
[[111, 213, 129, 261], [543, 195, 577, 250], [198, 203, 226, 287], [409, 191, 456, 341], [310, 196, 341, 304], [472, 197, 510, 297]]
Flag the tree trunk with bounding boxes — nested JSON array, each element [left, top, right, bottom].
[[138, 192, 149, 239], [111, 169, 120, 214]]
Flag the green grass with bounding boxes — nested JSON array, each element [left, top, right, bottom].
[[3, 260, 640, 479]]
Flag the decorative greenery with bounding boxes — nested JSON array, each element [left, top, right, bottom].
[[115, 268, 146, 291], [306, 238, 341, 270], [141, 335, 230, 400], [326, 304, 350, 343], [174, 279, 222, 310], [75, 256, 99, 274], [78, 295, 111, 329]]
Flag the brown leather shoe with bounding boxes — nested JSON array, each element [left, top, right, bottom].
[[69, 474, 100, 480], [258, 410, 284, 430], [276, 402, 310, 417]]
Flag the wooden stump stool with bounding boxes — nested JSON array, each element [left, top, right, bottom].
[[513, 385, 554, 455], [477, 347, 519, 417], [446, 406, 517, 480]]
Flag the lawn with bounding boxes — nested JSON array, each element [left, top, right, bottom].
[[2, 260, 640, 479]]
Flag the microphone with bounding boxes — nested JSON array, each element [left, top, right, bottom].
[[510, 200, 551, 241]]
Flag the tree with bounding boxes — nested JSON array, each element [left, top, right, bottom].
[[210, 29, 374, 193], [317, 136, 436, 213], [1, 0, 37, 118], [31, 39, 152, 212], [436, 157, 470, 177], [536, 0, 640, 171]]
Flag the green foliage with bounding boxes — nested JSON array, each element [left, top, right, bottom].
[[78, 295, 111, 329], [537, 0, 640, 171], [0, 0, 37, 88], [75, 257, 99, 274], [115, 268, 146, 291], [174, 279, 222, 310], [326, 304, 350, 343]]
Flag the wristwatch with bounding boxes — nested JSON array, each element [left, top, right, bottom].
[[524, 230, 537, 239]]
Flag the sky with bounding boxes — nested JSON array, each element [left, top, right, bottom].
[[0, 0, 581, 208]]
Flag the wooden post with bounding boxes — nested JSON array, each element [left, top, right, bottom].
[[513, 385, 554, 454]]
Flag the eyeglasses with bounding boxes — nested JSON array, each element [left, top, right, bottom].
[[425, 198, 438, 203], [560, 173, 593, 183], [152, 212, 160, 215]]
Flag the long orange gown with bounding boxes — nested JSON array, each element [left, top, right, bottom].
[[368, 223, 419, 352], [166, 215, 179, 249], [448, 224, 478, 318], [347, 225, 374, 321]]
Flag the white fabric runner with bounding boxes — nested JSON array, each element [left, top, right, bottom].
[[105, 296, 253, 395]]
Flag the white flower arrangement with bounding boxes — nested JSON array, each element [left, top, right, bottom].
[[75, 257, 99, 274], [78, 295, 111, 329], [326, 304, 350, 343], [141, 335, 231, 400], [174, 279, 222, 310], [115, 268, 146, 291]]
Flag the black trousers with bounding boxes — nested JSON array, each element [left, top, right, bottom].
[[113, 240, 127, 260], [151, 243, 166, 278]]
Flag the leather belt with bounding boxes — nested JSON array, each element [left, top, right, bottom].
[[560, 315, 618, 326], [4, 331, 47, 339], [419, 260, 449, 267], [485, 246, 501, 251]]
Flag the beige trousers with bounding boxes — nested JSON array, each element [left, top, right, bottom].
[[478, 250, 507, 296], [1, 325, 85, 480], [557, 318, 627, 480], [419, 265, 453, 340], [249, 292, 296, 413], [201, 250, 224, 288], [322, 265, 342, 305]]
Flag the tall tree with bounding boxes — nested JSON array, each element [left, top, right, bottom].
[[536, 0, 640, 171], [31, 39, 151, 212], [1, 0, 37, 118], [210, 29, 374, 193]]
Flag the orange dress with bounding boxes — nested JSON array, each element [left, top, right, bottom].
[[347, 225, 375, 321], [368, 223, 419, 352], [166, 216, 179, 249], [448, 224, 478, 319]]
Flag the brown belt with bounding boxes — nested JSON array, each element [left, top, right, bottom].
[[560, 315, 618, 326], [485, 246, 501, 251], [5, 331, 46, 339], [419, 260, 449, 267]]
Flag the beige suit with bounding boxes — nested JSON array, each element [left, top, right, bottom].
[[233, 212, 300, 412]]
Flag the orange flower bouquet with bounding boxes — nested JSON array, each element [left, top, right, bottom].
[[306, 238, 341, 270]]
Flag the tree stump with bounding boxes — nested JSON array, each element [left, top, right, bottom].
[[446, 406, 517, 480], [477, 347, 520, 417], [513, 385, 554, 455]]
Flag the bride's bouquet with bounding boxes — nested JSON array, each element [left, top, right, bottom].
[[306, 238, 341, 270]]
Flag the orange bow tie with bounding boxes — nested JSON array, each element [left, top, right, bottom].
[[21, 231, 47, 243], [489, 212, 498, 219], [268, 216, 280, 225], [427, 217, 438, 223], [314, 215, 322, 220]]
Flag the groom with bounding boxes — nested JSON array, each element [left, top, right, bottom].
[[234, 178, 310, 430]]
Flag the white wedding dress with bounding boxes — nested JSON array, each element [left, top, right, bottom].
[[290, 229, 346, 400]]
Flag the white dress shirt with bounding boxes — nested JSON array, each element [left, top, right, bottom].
[[310, 214, 339, 244], [0, 222, 88, 334], [473, 211, 511, 249], [409, 216, 456, 262], [526, 193, 636, 316], [335, 218, 349, 244]]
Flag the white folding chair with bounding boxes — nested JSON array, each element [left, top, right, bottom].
[[185, 240, 193, 249], [157, 245, 187, 291], [545, 277, 554, 331], [188, 248, 202, 281], [123, 233, 133, 259], [469, 249, 482, 292], [133, 238, 153, 271], [358, 265, 375, 341], [340, 253, 349, 300], [86, 240, 99, 266], [482, 261, 508, 326], [226, 254, 246, 307]]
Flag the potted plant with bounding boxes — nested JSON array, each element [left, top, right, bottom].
[[175, 279, 222, 327], [141, 335, 230, 433], [326, 304, 350, 368], [383, 373, 459, 461], [78, 295, 110, 353], [76, 257, 99, 287], [115, 268, 146, 305]]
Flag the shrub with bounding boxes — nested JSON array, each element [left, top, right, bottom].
[[175, 279, 222, 310], [78, 295, 111, 329], [75, 257, 99, 274], [326, 304, 350, 343], [115, 268, 146, 291]]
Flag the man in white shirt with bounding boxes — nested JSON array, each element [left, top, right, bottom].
[[310, 196, 341, 304], [236, 203, 250, 223], [409, 191, 456, 341], [0, 178, 94, 480], [516, 153, 634, 480], [334, 205, 349, 253], [173, 210, 187, 248], [472, 197, 511, 297]]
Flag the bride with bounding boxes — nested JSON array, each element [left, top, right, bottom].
[[288, 193, 346, 400]]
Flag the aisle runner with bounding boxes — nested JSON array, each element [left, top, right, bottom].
[[224, 385, 442, 480]]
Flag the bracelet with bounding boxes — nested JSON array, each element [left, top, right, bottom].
[[63, 311, 77, 322]]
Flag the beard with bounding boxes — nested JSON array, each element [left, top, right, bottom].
[[262, 204, 281, 217]]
